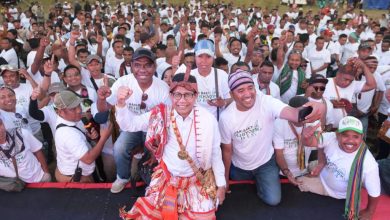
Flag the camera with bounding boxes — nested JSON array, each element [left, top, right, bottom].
[[73, 166, 82, 182]]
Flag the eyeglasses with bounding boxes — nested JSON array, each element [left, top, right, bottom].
[[15, 113, 28, 124], [313, 86, 326, 92], [171, 92, 195, 101], [140, 93, 148, 109]]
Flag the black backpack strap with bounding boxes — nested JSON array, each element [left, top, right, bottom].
[[56, 123, 84, 135], [90, 77, 99, 92]]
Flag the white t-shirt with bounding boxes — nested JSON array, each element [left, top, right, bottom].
[[323, 78, 365, 127], [55, 116, 95, 176], [307, 47, 331, 77], [308, 97, 336, 127], [219, 93, 287, 170], [114, 63, 132, 79], [378, 66, 390, 114], [26, 50, 37, 68], [80, 68, 115, 90], [0, 48, 19, 67], [341, 42, 359, 65], [104, 56, 124, 76], [253, 74, 281, 99], [190, 68, 230, 118], [273, 119, 312, 177], [27, 67, 61, 86], [223, 53, 245, 70], [0, 129, 44, 183], [107, 74, 170, 115], [319, 132, 380, 199], [356, 73, 386, 114]]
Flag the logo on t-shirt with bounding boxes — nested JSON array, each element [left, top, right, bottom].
[[325, 157, 347, 180], [284, 138, 298, 149], [197, 91, 217, 103], [233, 120, 261, 141]]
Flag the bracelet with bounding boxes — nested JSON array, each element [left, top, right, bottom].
[[282, 168, 290, 175]]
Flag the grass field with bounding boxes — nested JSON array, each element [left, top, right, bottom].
[[16, 0, 386, 20]]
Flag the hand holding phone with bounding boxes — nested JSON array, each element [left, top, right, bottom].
[[298, 106, 313, 122]]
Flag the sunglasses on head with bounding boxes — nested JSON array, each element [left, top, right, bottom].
[[140, 93, 148, 110]]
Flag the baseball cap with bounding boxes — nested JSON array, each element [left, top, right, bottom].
[[0, 65, 18, 75], [308, 74, 328, 85], [132, 48, 156, 62], [338, 116, 363, 134], [229, 22, 237, 27], [86, 55, 102, 64], [54, 90, 82, 110], [358, 41, 371, 50], [48, 82, 66, 95], [194, 39, 215, 57]]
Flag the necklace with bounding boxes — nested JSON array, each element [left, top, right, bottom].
[[170, 109, 194, 160]]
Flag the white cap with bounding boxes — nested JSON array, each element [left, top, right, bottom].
[[338, 116, 363, 134]]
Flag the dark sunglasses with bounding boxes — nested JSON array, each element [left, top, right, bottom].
[[15, 113, 29, 124], [313, 86, 326, 92], [140, 93, 148, 110]]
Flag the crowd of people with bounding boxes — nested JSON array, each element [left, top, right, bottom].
[[0, 0, 390, 219]]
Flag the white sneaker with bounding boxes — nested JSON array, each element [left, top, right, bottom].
[[110, 179, 128, 193]]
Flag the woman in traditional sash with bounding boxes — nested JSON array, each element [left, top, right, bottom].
[[116, 66, 226, 220]]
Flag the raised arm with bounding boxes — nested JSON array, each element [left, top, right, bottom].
[[31, 36, 50, 75], [115, 86, 150, 132], [276, 34, 287, 70], [68, 31, 82, 69]]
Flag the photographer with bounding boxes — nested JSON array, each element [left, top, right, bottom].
[[54, 90, 111, 183]]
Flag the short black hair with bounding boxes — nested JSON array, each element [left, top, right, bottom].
[[260, 60, 274, 71], [215, 57, 228, 66], [63, 64, 81, 76], [172, 73, 197, 84]]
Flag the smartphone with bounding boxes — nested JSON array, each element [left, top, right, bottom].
[[298, 106, 313, 122]]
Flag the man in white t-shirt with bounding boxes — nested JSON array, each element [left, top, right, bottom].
[[0, 38, 19, 67], [305, 74, 335, 131], [190, 39, 231, 119], [323, 61, 376, 128], [306, 37, 331, 77], [97, 48, 170, 193], [354, 56, 386, 137], [298, 116, 380, 220], [0, 118, 51, 183], [105, 40, 124, 76], [54, 90, 111, 183], [253, 60, 280, 99], [274, 96, 325, 185], [220, 70, 325, 206]]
